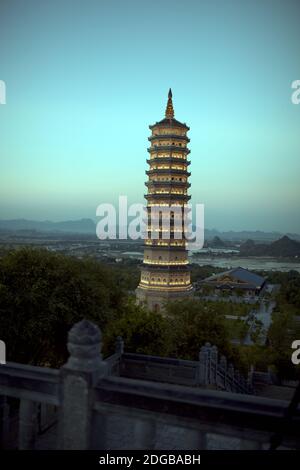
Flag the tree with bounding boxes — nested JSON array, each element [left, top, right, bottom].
[[102, 301, 171, 357], [0, 248, 127, 367], [267, 309, 299, 380], [164, 298, 232, 360]]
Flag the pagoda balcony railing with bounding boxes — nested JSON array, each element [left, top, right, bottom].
[[137, 282, 193, 292], [144, 239, 191, 245], [148, 134, 190, 143], [140, 264, 190, 271], [146, 191, 189, 197], [146, 168, 191, 177], [145, 194, 191, 201], [145, 182, 191, 189], [143, 260, 189, 267], [143, 243, 187, 251], [147, 146, 190, 154], [147, 157, 191, 166]]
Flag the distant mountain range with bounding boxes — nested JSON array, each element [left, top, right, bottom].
[[239, 235, 300, 257], [0, 218, 96, 234], [0, 218, 299, 242], [203, 228, 300, 242]]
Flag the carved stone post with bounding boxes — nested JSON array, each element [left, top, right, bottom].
[[248, 365, 254, 384], [60, 319, 107, 449], [198, 343, 210, 385], [234, 370, 240, 392], [205, 343, 212, 384], [114, 336, 124, 376], [228, 363, 234, 392], [0, 395, 9, 449], [220, 355, 227, 390], [18, 399, 39, 449], [115, 336, 124, 355], [210, 345, 218, 386]]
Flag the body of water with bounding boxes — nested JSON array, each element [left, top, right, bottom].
[[191, 256, 300, 272], [120, 250, 300, 272]]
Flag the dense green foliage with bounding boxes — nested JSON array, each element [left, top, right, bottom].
[[0, 249, 241, 369], [190, 264, 223, 282], [164, 299, 240, 365], [266, 271, 300, 379], [1, 249, 299, 381], [104, 298, 244, 370], [0, 248, 125, 366], [108, 261, 140, 291], [103, 302, 171, 357]]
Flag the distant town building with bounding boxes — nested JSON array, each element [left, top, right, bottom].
[[136, 90, 193, 310], [198, 267, 266, 297]]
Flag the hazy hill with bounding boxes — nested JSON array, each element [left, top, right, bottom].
[[208, 236, 227, 248], [204, 229, 300, 242], [239, 236, 300, 257], [0, 218, 96, 234], [0, 219, 300, 242]]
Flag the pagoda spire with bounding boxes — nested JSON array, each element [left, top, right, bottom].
[[165, 88, 174, 119]]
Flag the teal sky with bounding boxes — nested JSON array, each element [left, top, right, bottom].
[[0, 0, 300, 233]]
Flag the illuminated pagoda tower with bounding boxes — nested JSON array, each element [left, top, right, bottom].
[[136, 89, 193, 311]]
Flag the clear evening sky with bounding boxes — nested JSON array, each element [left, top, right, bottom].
[[0, 0, 299, 232]]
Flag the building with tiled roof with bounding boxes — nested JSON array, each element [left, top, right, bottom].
[[199, 267, 266, 296]]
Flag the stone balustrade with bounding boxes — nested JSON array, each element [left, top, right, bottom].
[[0, 320, 299, 450], [120, 342, 252, 394]]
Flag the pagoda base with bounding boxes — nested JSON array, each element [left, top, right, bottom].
[[135, 285, 194, 312]]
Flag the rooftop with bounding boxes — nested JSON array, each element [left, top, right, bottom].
[[149, 89, 189, 130], [202, 267, 266, 289]]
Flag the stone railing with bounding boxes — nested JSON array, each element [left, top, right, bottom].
[[0, 320, 299, 450], [119, 342, 252, 394]]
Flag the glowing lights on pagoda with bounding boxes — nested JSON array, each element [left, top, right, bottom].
[[135, 89, 194, 310]]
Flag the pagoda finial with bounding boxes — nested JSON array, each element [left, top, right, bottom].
[[165, 88, 174, 119]]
